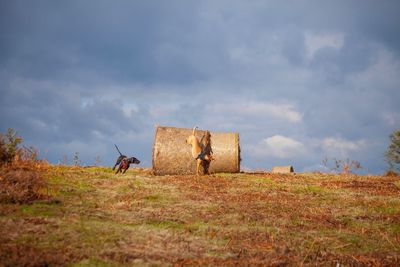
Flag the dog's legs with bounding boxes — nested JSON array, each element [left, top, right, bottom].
[[203, 161, 210, 175], [112, 162, 119, 171], [115, 164, 123, 174], [113, 156, 125, 171], [112, 158, 120, 170], [122, 165, 130, 174], [196, 159, 202, 176]]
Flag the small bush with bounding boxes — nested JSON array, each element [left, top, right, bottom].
[[384, 169, 399, 177], [0, 243, 73, 267], [322, 157, 362, 174], [0, 129, 48, 204], [0, 165, 48, 204], [385, 129, 400, 172], [0, 128, 23, 165], [0, 137, 6, 163]]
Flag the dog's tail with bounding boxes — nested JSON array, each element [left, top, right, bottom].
[[192, 126, 198, 135], [114, 144, 123, 156]]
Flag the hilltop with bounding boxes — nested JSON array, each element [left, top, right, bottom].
[[0, 165, 399, 266]]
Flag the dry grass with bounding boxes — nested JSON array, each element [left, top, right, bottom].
[[0, 166, 399, 266], [0, 160, 49, 204]]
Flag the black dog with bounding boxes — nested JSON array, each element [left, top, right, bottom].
[[113, 144, 140, 174]]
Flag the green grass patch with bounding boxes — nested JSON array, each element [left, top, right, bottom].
[[20, 203, 62, 217], [143, 194, 163, 203], [375, 206, 399, 215], [336, 232, 376, 252], [115, 183, 136, 194], [143, 193, 178, 205], [82, 166, 114, 174], [292, 184, 327, 195], [145, 219, 185, 230], [390, 223, 400, 234], [72, 258, 116, 267], [185, 221, 210, 233], [251, 175, 277, 185]]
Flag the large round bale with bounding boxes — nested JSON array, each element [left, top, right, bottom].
[[272, 166, 294, 174], [152, 126, 240, 175]]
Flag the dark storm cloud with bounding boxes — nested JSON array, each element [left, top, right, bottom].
[[0, 0, 211, 84], [1, 0, 399, 172], [0, 77, 145, 142]]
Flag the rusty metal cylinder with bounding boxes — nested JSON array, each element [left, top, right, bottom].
[[152, 126, 240, 175]]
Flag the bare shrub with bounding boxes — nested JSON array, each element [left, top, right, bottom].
[[322, 157, 362, 174], [0, 136, 7, 163], [94, 155, 102, 166], [0, 243, 74, 267], [0, 129, 49, 204], [72, 152, 80, 166], [0, 164, 48, 204], [0, 128, 23, 165], [384, 169, 399, 177]]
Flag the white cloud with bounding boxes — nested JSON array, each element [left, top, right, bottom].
[[348, 48, 400, 91], [264, 135, 306, 158], [149, 104, 179, 117], [383, 112, 400, 126], [320, 137, 366, 158], [305, 32, 345, 60], [301, 164, 330, 173], [121, 102, 140, 117], [249, 135, 306, 159], [207, 101, 303, 123], [80, 97, 94, 109]]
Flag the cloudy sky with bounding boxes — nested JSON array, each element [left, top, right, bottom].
[[1, 1, 399, 174]]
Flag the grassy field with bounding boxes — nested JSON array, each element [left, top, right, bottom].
[[0, 165, 399, 266]]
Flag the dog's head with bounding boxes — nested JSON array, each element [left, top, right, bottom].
[[203, 131, 211, 142], [128, 157, 140, 164]]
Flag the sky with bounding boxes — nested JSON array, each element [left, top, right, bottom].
[[1, 0, 399, 174]]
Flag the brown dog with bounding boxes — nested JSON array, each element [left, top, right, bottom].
[[186, 126, 213, 175], [200, 130, 214, 174]]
